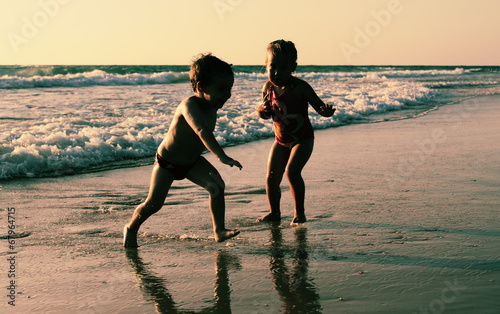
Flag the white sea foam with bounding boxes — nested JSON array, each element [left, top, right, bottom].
[[236, 68, 470, 81], [0, 68, 474, 90], [2, 66, 498, 179], [0, 76, 434, 179], [0, 70, 190, 89]]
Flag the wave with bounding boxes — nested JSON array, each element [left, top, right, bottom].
[[3, 65, 497, 179], [0, 65, 190, 77], [234, 68, 477, 82], [299, 67, 471, 79], [0, 66, 482, 90], [0, 70, 190, 89], [427, 80, 500, 89], [0, 80, 435, 180]]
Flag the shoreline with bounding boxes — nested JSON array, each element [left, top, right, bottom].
[[1, 94, 450, 183], [2, 94, 499, 313]]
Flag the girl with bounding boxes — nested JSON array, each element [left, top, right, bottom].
[[256, 40, 335, 224]]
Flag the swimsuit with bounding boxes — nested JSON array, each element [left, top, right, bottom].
[[154, 151, 197, 180], [267, 84, 314, 148]]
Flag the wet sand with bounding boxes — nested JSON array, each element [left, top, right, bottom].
[[2, 95, 499, 313]]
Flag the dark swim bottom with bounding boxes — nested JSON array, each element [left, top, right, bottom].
[[154, 152, 197, 180]]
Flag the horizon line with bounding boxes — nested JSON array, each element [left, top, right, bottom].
[[1, 64, 500, 67]]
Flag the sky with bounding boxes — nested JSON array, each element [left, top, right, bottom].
[[1, 0, 499, 66]]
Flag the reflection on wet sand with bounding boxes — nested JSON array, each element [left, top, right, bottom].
[[268, 226, 322, 313], [125, 249, 241, 313], [125, 227, 320, 313]]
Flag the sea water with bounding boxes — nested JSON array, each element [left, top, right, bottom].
[[1, 65, 499, 179], [2, 65, 500, 313]]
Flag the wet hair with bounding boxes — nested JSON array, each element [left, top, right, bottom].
[[190, 53, 233, 92], [265, 39, 298, 65]]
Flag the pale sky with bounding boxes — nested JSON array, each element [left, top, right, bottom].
[[1, 0, 499, 65]]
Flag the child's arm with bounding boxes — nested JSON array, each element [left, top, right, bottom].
[[183, 99, 242, 169], [299, 79, 336, 117], [257, 82, 273, 119]]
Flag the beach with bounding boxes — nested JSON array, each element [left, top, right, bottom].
[[2, 94, 499, 313]]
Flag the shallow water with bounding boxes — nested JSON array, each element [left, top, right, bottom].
[[2, 95, 500, 313], [3, 141, 499, 313]]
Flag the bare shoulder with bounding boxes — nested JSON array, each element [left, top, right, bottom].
[[178, 96, 207, 118], [181, 95, 201, 110], [292, 77, 325, 110], [263, 80, 273, 90], [292, 77, 312, 91], [262, 80, 273, 94], [291, 77, 314, 99], [178, 95, 218, 134]]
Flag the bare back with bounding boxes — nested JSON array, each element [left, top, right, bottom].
[[158, 96, 217, 165]]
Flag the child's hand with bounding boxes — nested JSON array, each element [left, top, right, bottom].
[[227, 158, 242, 170], [258, 100, 273, 118], [219, 156, 243, 170], [318, 103, 336, 117]]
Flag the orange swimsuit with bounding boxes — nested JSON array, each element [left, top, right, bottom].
[[267, 84, 314, 147]]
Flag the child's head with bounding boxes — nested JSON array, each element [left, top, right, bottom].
[[265, 40, 297, 66], [265, 40, 297, 86], [190, 53, 234, 92]]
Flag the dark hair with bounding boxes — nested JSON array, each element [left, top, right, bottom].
[[190, 53, 233, 92], [265, 40, 298, 65]]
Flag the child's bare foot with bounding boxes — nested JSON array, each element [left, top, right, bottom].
[[123, 226, 139, 247], [256, 212, 281, 223], [290, 215, 307, 225], [214, 229, 240, 242]]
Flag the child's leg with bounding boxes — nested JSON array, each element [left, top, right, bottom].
[[186, 157, 239, 242], [286, 138, 314, 223], [124, 164, 175, 247], [257, 142, 290, 222]]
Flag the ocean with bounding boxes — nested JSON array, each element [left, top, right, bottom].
[[2, 65, 500, 313], [1, 65, 499, 180]]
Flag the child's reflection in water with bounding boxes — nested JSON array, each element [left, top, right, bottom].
[[125, 227, 320, 313], [268, 226, 322, 313], [125, 249, 240, 313]]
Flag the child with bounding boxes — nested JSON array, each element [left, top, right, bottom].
[[256, 40, 335, 224], [123, 54, 242, 247]]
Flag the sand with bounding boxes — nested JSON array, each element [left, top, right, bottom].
[[1, 95, 499, 313]]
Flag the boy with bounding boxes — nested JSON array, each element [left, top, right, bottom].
[[123, 54, 241, 247]]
